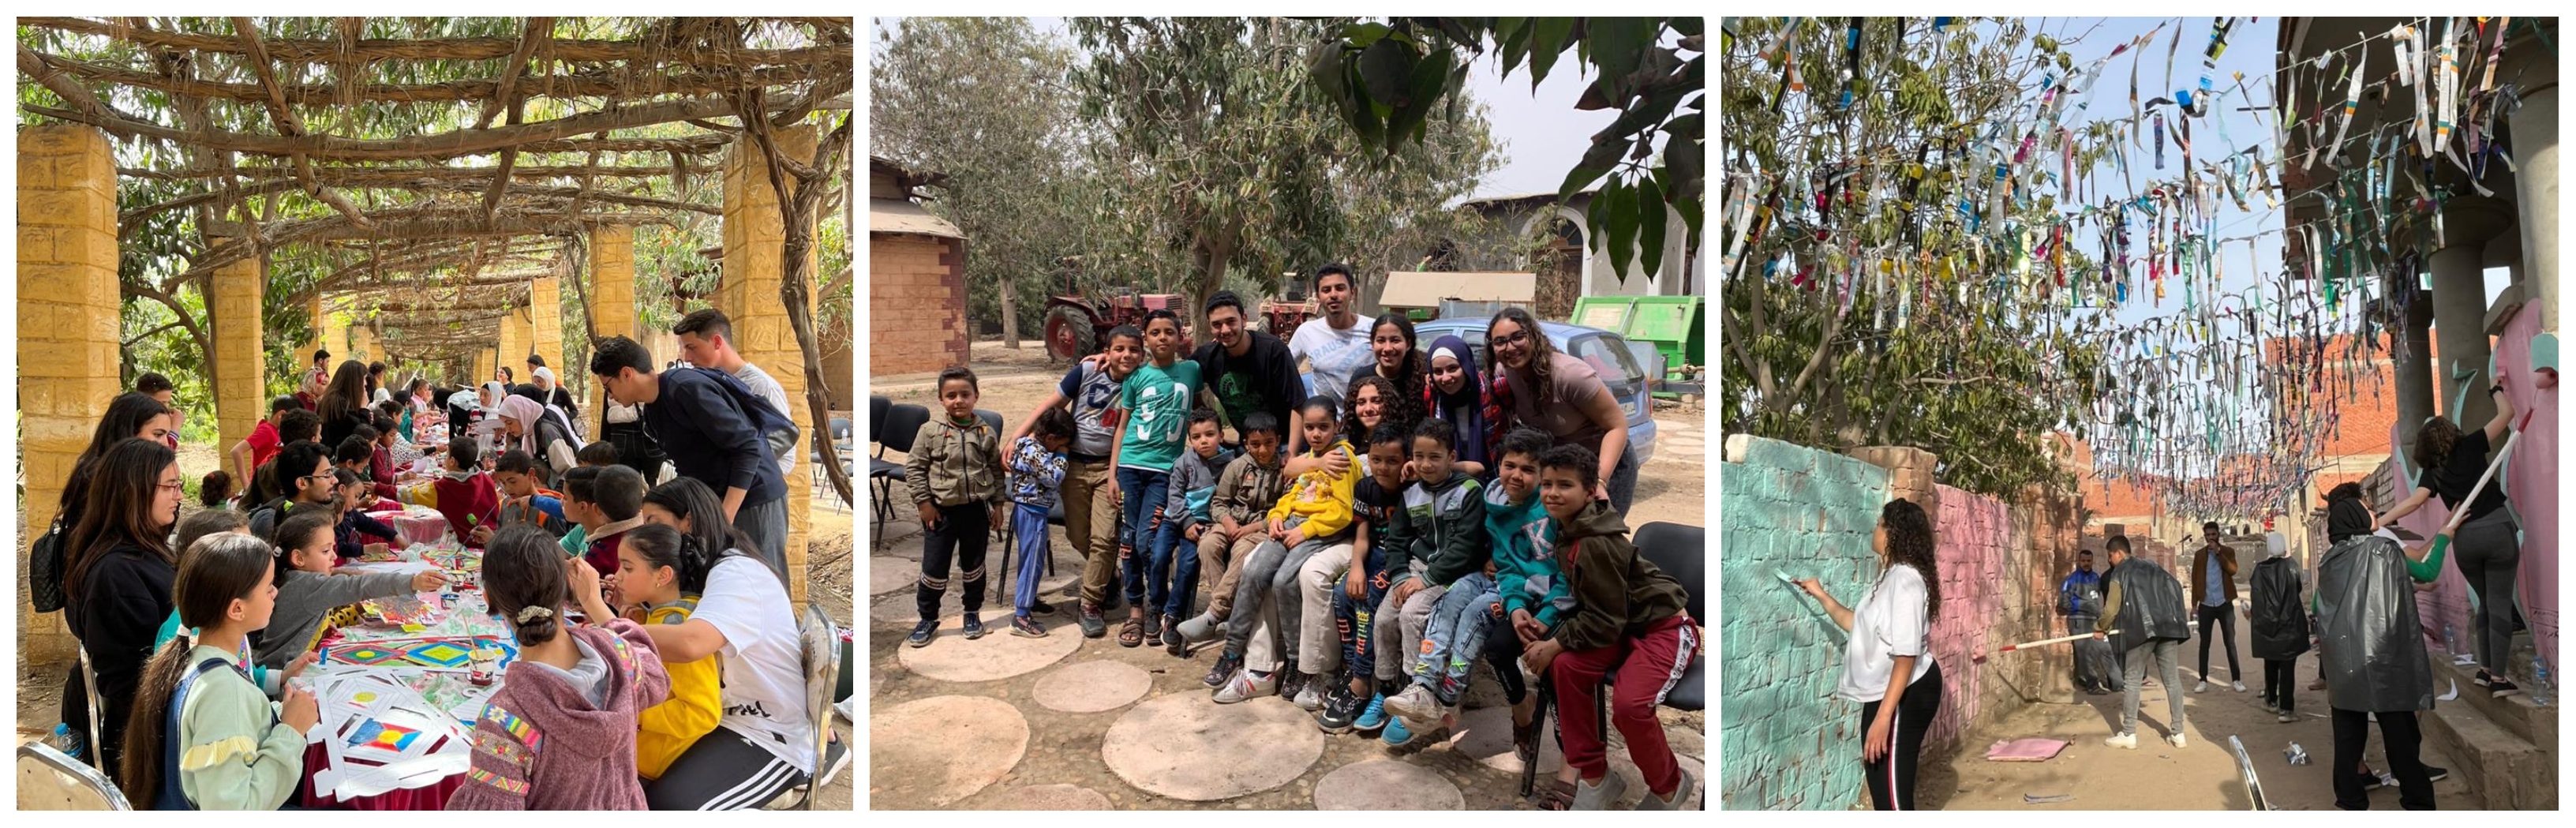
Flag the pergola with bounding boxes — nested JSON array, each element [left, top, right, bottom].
[[18, 17, 854, 646]]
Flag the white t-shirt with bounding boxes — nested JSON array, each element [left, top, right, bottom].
[[1837, 564, 1937, 702], [1286, 316, 1375, 404], [736, 362, 796, 478], [690, 556, 814, 771]]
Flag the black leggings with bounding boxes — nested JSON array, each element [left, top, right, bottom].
[[917, 503, 991, 620], [2331, 708, 2434, 810], [2196, 604, 2241, 681], [1859, 660, 1944, 811], [1483, 624, 1529, 704], [2452, 510, 2521, 672]]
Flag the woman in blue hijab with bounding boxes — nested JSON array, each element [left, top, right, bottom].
[[1423, 334, 1495, 472]]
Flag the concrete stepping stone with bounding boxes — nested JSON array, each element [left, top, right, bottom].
[[983, 783, 1111, 810], [868, 557, 916, 595], [1312, 759, 1464, 810], [1447, 704, 1563, 775], [867, 695, 1028, 807], [1103, 692, 1324, 800], [896, 613, 1081, 682], [1033, 660, 1153, 713]]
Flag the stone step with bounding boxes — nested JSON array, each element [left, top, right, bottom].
[[2422, 701, 2556, 809], [2428, 648, 2558, 755]]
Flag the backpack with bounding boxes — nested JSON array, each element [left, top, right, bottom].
[[681, 367, 801, 467], [30, 519, 66, 613]]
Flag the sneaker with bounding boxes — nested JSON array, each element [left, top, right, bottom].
[[1352, 693, 1391, 732], [1078, 603, 1106, 638], [1316, 687, 1362, 732], [2102, 732, 2137, 750], [1029, 598, 1058, 616], [1201, 650, 1242, 688], [961, 613, 986, 640], [814, 736, 852, 788], [1291, 678, 1326, 711], [2420, 766, 2450, 783], [1380, 715, 1417, 747], [2278, 712, 2299, 723], [1278, 668, 1308, 705], [907, 619, 938, 648], [2261, 702, 2278, 714], [2473, 669, 2494, 688], [1140, 612, 1163, 642], [2167, 732, 2188, 748], [1011, 615, 1048, 638], [1385, 683, 1440, 724], [1174, 611, 1222, 643], [2353, 770, 2385, 791], [1214, 669, 1276, 704], [1569, 771, 1629, 811], [1636, 766, 1696, 811], [2489, 679, 2522, 698], [2193, 680, 2210, 693], [1159, 613, 1183, 650], [2231, 680, 2247, 692]]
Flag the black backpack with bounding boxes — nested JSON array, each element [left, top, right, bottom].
[[678, 367, 801, 466], [30, 519, 67, 613]]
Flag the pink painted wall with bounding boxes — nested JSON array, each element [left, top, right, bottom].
[[1928, 484, 2011, 751], [2383, 309, 2556, 672]]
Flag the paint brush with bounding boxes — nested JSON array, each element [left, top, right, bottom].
[[1972, 630, 2116, 664]]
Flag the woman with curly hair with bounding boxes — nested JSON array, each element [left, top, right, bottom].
[[1798, 497, 1943, 810], [1487, 307, 1635, 511], [1344, 313, 1427, 428], [2373, 381, 2521, 696]]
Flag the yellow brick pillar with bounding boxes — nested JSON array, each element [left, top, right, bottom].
[[209, 252, 264, 465], [530, 276, 564, 377], [721, 126, 820, 604], [18, 125, 121, 664], [472, 347, 495, 385], [305, 293, 326, 366], [498, 303, 530, 381], [587, 226, 636, 424], [350, 320, 380, 364]]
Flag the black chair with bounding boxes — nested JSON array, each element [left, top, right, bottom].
[[868, 395, 889, 445], [1519, 521, 1705, 807], [869, 403, 931, 540]]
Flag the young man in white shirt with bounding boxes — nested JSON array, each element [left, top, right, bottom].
[[1285, 263, 1375, 406], [674, 308, 797, 479]]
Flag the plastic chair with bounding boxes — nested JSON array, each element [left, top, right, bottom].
[[761, 599, 844, 809], [868, 396, 890, 445], [17, 742, 130, 811], [869, 404, 932, 540]]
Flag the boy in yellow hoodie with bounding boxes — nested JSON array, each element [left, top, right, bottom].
[[1209, 395, 1355, 703]]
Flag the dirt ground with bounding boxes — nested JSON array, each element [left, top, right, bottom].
[[1923, 615, 2475, 811], [864, 340, 1707, 809], [16, 440, 856, 811]]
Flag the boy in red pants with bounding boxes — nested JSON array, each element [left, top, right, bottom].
[[1521, 444, 1698, 810]]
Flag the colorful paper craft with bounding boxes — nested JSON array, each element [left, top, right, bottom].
[[324, 635, 509, 669], [348, 719, 423, 752]]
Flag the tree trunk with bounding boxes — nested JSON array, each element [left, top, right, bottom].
[[736, 89, 856, 505], [999, 271, 1020, 349]]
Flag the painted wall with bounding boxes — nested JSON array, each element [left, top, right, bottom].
[[2399, 309, 2559, 669], [1928, 485, 2007, 751]]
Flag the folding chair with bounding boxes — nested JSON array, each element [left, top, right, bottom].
[[869, 404, 931, 541], [764, 600, 844, 809], [17, 742, 130, 810], [79, 645, 107, 772]]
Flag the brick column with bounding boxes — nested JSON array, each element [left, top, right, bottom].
[[498, 303, 530, 380], [587, 226, 636, 425], [721, 126, 818, 604], [209, 250, 264, 463], [473, 348, 496, 384], [530, 276, 564, 375], [18, 125, 121, 663], [350, 320, 380, 363]]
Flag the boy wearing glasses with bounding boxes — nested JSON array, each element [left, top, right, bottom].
[[248, 440, 339, 540]]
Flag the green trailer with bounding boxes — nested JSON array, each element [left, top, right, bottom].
[[1570, 295, 1704, 395]]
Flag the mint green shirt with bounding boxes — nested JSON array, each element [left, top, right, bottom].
[[1118, 358, 1202, 474]]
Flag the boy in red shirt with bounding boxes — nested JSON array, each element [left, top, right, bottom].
[[429, 436, 502, 548], [231, 395, 299, 483]]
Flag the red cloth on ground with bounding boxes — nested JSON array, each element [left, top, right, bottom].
[[1551, 613, 1698, 798]]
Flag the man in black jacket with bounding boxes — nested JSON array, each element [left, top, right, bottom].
[[1193, 291, 1312, 454], [2094, 534, 2193, 751], [590, 335, 788, 577]]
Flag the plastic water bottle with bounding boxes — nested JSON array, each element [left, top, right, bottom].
[[48, 723, 81, 760], [2444, 624, 2458, 656], [2531, 657, 2553, 706]]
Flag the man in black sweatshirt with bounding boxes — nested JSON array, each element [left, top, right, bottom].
[[590, 335, 788, 578]]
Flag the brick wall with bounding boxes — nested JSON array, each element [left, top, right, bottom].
[[18, 125, 122, 665], [867, 233, 967, 377]]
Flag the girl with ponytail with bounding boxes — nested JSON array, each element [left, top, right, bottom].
[[120, 534, 314, 810], [612, 523, 724, 781]]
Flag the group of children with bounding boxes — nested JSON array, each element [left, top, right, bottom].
[[125, 428, 761, 810], [900, 330, 1700, 810]]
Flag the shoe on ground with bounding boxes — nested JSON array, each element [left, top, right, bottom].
[[2231, 680, 2247, 692], [2420, 765, 2450, 784], [1140, 612, 1163, 641], [1352, 692, 1390, 732], [814, 736, 852, 789], [1078, 603, 1107, 639], [907, 619, 938, 648], [2473, 670, 2493, 688], [1214, 668, 1277, 704], [1570, 772, 1629, 811], [2489, 679, 2522, 698], [1175, 611, 1222, 643], [2193, 680, 2210, 693], [2355, 770, 2385, 790], [1011, 615, 1048, 638], [2278, 712, 2299, 723], [1291, 679, 1326, 711], [1277, 668, 1308, 705], [962, 613, 986, 640], [1316, 687, 1361, 733], [1380, 715, 1417, 747], [1636, 766, 1695, 811], [2167, 732, 2188, 748], [1201, 650, 1242, 688], [2102, 732, 2138, 750], [1029, 598, 1058, 616], [1159, 613, 1183, 650], [2261, 702, 2278, 714], [1386, 683, 1440, 723]]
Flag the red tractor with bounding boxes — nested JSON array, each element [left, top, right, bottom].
[[1260, 282, 1316, 336], [1042, 279, 1193, 362]]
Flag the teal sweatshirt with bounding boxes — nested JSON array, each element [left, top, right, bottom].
[[1485, 483, 1567, 628]]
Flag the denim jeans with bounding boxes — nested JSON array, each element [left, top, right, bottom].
[[1414, 573, 1499, 699], [1155, 518, 1200, 620], [1114, 467, 1171, 606], [1331, 544, 1391, 684], [1011, 503, 1052, 617]]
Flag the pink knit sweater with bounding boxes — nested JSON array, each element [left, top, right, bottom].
[[446, 619, 671, 810]]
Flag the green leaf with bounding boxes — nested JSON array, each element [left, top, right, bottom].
[[1586, 17, 1653, 96], [1636, 173, 1667, 279], [1528, 17, 1576, 88], [1605, 178, 1640, 280], [1498, 17, 1530, 77], [1343, 22, 1392, 48], [1558, 137, 1626, 200], [1359, 39, 1421, 107]]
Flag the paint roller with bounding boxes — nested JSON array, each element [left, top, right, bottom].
[[2422, 409, 2535, 560], [1972, 630, 2117, 664]]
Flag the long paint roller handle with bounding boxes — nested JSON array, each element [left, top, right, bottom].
[[2427, 409, 2533, 560]]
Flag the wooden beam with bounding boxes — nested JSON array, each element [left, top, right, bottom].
[[121, 164, 680, 182], [18, 18, 852, 66], [26, 52, 833, 106], [26, 92, 802, 161], [477, 17, 553, 129]]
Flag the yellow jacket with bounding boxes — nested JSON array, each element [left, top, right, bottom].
[[636, 596, 722, 780], [1267, 440, 1357, 539]]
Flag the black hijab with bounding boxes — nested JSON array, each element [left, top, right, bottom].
[[2326, 496, 2372, 545]]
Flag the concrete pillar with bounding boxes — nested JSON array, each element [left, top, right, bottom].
[[530, 276, 564, 377], [587, 226, 637, 426], [18, 125, 121, 662], [2430, 242, 2497, 428], [721, 126, 819, 603], [208, 249, 264, 464], [2395, 283, 2436, 451], [498, 303, 530, 382], [2509, 84, 2558, 332]]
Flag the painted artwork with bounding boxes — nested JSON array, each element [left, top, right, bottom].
[[308, 672, 475, 798], [323, 635, 515, 670]]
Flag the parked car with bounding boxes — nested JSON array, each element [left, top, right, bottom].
[[1334, 317, 1660, 468]]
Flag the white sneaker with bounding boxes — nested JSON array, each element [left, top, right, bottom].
[[2277, 713, 2299, 723], [2231, 680, 2247, 692], [2193, 680, 2210, 693], [2167, 732, 2188, 748], [1290, 682, 1324, 711], [2103, 732, 2138, 750], [1384, 683, 1439, 723], [1213, 669, 1276, 704]]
